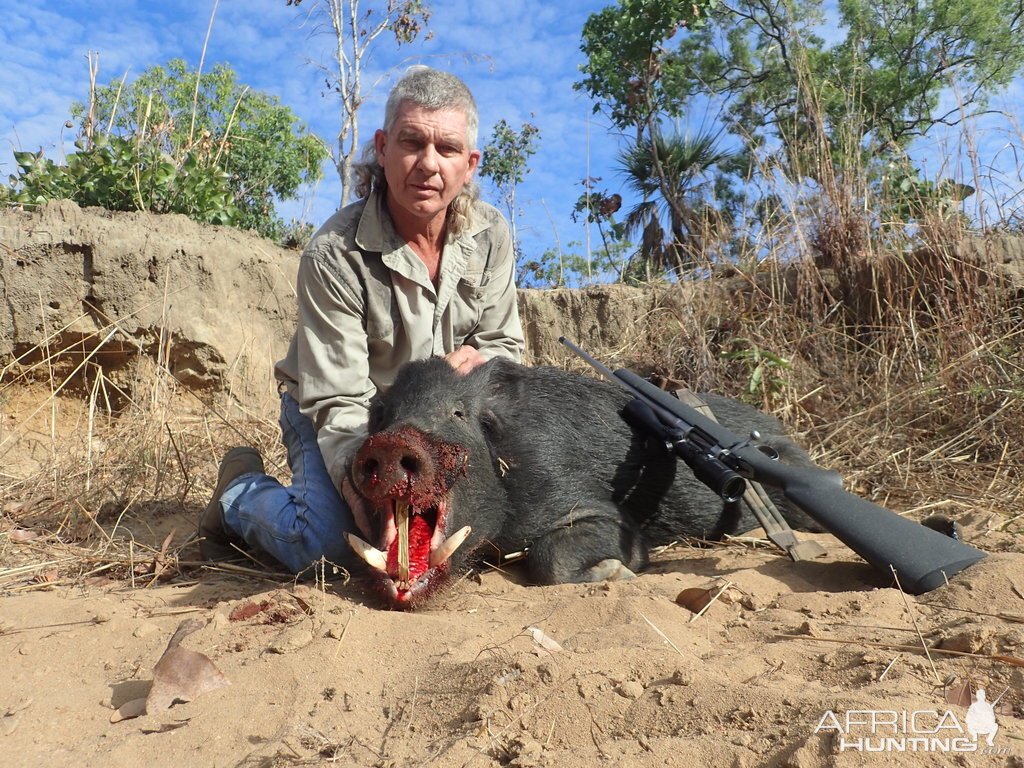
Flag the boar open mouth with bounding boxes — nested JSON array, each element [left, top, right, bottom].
[[345, 498, 470, 604], [347, 427, 472, 606]]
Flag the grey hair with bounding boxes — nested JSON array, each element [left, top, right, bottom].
[[352, 66, 480, 238], [385, 65, 479, 149]]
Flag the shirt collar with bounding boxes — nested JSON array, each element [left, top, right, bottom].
[[353, 188, 395, 254], [354, 187, 485, 256]]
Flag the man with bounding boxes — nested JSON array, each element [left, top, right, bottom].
[[198, 67, 525, 573]]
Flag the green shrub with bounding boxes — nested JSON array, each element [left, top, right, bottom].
[[2, 59, 326, 238], [5, 135, 238, 226]]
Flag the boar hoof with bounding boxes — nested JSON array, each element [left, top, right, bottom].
[[582, 558, 636, 582]]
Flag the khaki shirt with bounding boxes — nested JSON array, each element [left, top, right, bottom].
[[275, 190, 525, 487]]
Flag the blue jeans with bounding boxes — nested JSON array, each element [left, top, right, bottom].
[[220, 391, 357, 574]]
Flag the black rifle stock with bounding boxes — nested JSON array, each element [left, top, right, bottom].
[[560, 337, 986, 594]]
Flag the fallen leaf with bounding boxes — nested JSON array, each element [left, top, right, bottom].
[[110, 697, 148, 723], [945, 680, 975, 707], [676, 581, 744, 614], [7, 529, 39, 542], [34, 569, 58, 584], [3, 497, 51, 517], [144, 618, 229, 714], [151, 529, 177, 581], [676, 587, 715, 614], [526, 626, 563, 654], [290, 593, 316, 617]]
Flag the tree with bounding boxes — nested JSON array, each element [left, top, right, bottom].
[[76, 58, 328, 239], [479, 119, 541, 260], [576, 0, 719, 140], [517, 239, 634, 288], [572, 178, 627, 280], [618, 130, 733, 276], [287, 0, 433, 206], [671, 0, 1024, 178], [577, 1, 723, 272], [577, 0, 1024, 261]]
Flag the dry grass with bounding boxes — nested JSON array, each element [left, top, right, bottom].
[[0, 331, 287, 592], [641, 113, 1024, 536]]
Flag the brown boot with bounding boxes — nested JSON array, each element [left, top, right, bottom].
[[199, 447, 265, 561]]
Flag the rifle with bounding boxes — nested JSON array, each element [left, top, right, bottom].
[[560, 337, 986, 595]]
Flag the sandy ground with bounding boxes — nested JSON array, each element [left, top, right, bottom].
[[2, 510, 1023, 768]]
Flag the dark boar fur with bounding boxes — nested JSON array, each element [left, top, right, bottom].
[[346, 357, 818, 607]]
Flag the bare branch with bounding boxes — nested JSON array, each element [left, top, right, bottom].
[[286, 0, 433, 206]]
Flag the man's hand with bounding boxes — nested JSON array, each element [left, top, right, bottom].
[[444, 344, 486, 375]]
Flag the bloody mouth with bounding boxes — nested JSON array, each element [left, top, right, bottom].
[[346, 497, 471, 606]]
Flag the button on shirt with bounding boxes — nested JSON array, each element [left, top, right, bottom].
[[274, 190, 525, 487]]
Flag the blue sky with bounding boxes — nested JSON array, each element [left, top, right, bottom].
[[3, 1, 1024, 274], [1, 0, 624, 268]]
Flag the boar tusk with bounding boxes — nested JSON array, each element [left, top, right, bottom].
[[345, 532, 387, 571], [429, 500, 449, 551], [429, 525, 472, 568], [395, 501, 410, 583]]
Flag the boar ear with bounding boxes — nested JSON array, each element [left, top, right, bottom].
[[479, 360, 527, 441], [482, 360, 529, 409], [479, 407, 505, 442]]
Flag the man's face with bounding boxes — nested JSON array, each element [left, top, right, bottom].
[[375, 101, 480, 231]]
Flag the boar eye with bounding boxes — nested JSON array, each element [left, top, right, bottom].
[[452, 408, 466, 420]]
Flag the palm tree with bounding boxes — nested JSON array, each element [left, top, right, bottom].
[[617, 129, 733, 278]]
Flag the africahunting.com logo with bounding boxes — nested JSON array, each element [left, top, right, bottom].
[[814, 688, 1010, 754]]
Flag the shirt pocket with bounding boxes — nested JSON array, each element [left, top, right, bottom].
[[457, 257, 491, 300], [454, 262, 490, 333]]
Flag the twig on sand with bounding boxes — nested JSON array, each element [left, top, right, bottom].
[[640, 612, 684, 656], [891, 565, 941, 684], [917, 602, 1024, 624], [774, 633, 1024, 669], [332, 611, 355, 660], [687, 579, 735, 624]]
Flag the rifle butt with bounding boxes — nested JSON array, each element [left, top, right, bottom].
[[771, 466, 986, 594]]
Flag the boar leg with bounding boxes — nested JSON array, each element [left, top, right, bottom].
[[525, 504, 648, 585]]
